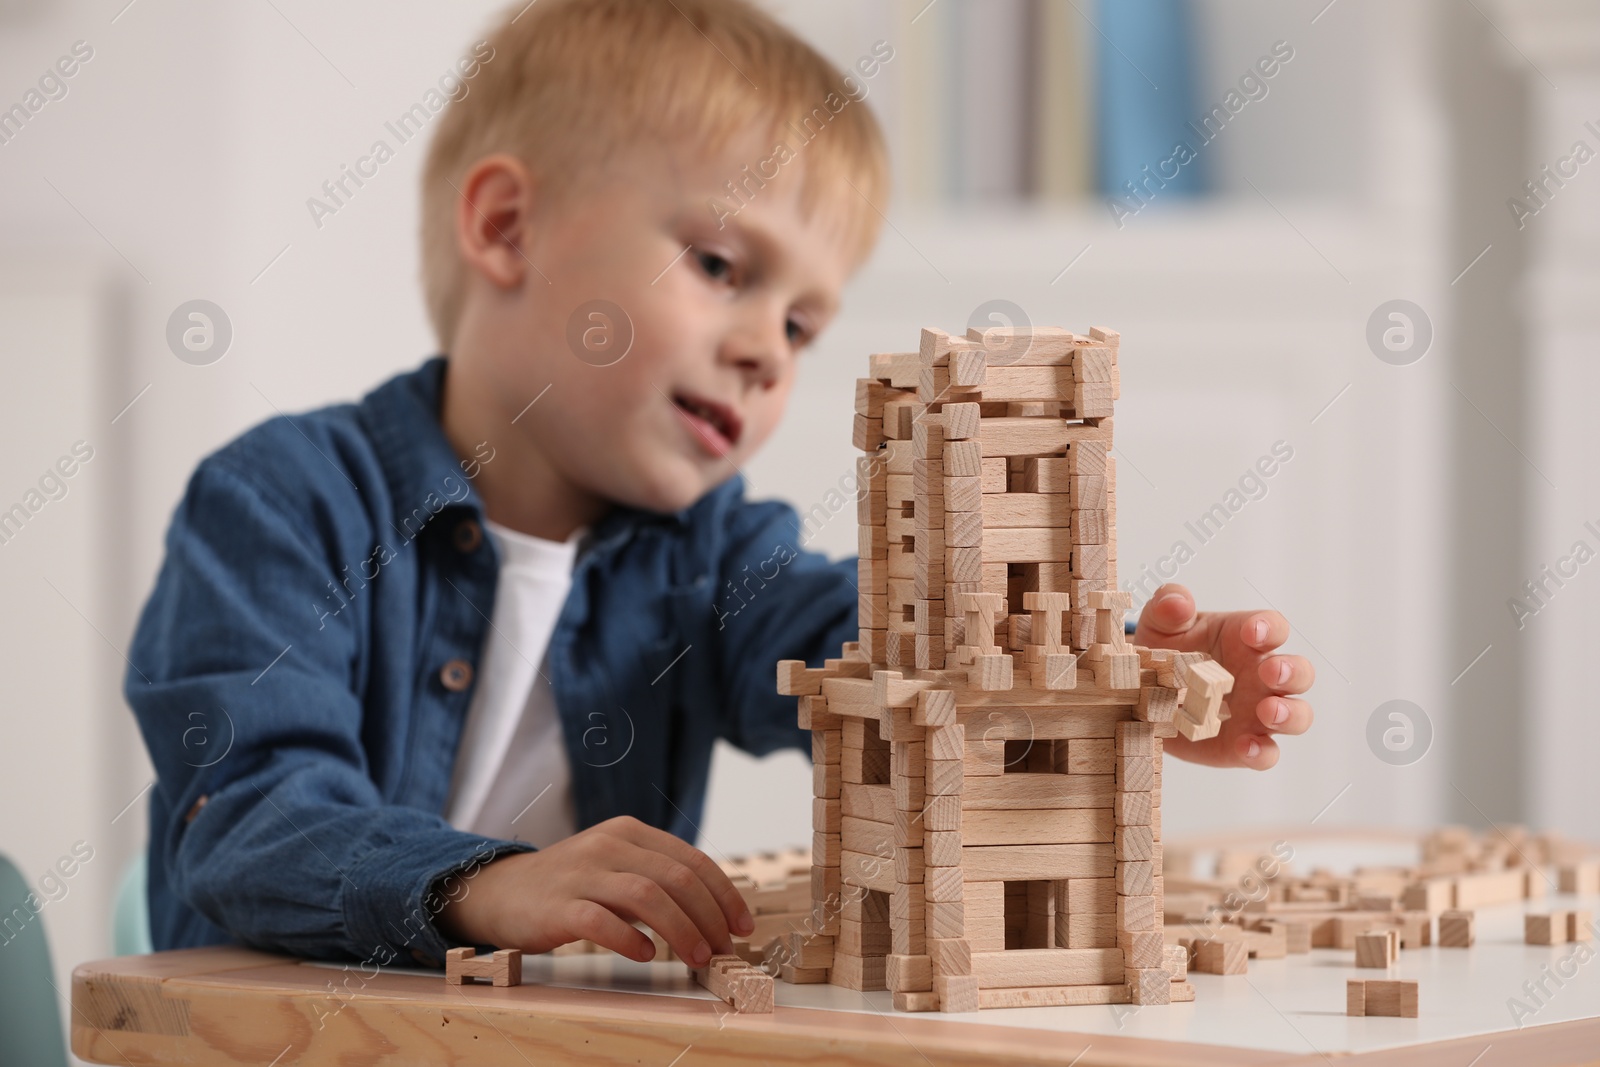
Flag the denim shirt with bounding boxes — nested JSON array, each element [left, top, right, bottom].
[[125, 357, 856, 967]]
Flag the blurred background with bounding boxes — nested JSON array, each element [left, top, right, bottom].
[[2, 0, 1596, 1055]]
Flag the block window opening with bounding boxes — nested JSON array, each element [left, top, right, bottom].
[[861, 723, 890, 786], [1003, 879, 1058, 949]]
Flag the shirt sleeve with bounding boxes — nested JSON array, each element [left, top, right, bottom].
[[709, 484, 857, 758], [125, 458, 531, 964]]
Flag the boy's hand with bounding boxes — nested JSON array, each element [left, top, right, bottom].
[[1132, 583, 1314, 770], [435, 816, 755, 967]]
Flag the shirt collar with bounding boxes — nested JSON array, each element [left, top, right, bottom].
[[357, 357, 698, 553]]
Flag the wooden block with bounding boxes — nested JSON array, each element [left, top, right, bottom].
[[1114, 826, 1154, 862], [690, 955, 774, 1012], [927, 936, 973, 976], [926, 758, 964, 796], [1346, 979, 1367, 1017], [934, 973, 979, 1012], [972, 653, 1013, 690], [943, 440, 983, 478], [943, 475, 982, 513], [1193, 940, 1248, 976], [1118, 930, 1165, 969], [893, 990, 939, 1012], [445, 947, 522, 987], [960, 808, 1112, 846], [1117, 894, 1157, 931], [982, 493, 1074, 529], [925, 865, 964, 903], [1126, 968, 1172, 1005], [1066, 737, 1114, 775], [1559, 860, 1600, 896], [972, 948, 1124, 988], [980, 458, 1008, 493], [1358, 979, 1419, 1018], [830, 952, 887, 992], [943, 403, 981, 440], [1114, 792, 1152, 827], [852, 414, 885, 451], [1115, 860, 1155, 896], [886, 953, 932, 992], [926, 723, 966, 761], [980, 527, 1072, 564], [1068, 878, 1118, 914], [1438, 910, 1474, 948], [1354, 930, 1398, 968], [1115, 721, 1154, 756], [1175, 659, 1234, 742], [1062, 912, 1117, 949], [1526, 913, 1565, 945], [1571, 911, 1593, 943], [1116, 756, 1154, 792], [962, 843, 1113, 881], [855, 377, 888, 417], [961, 772, 1115, 810], [979, 417, 1109, 458], [1067, 441, 1108, 477], [926, 899, 966, 939]]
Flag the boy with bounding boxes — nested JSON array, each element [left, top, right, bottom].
[[127, 0, 1313, 975]]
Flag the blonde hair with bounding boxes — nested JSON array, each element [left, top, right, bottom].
[[420, 0, 892, 351]]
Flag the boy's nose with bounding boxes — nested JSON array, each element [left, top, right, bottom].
[[720, 328, 783, 390]]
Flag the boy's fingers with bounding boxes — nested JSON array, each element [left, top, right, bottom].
[[565, 899, 655, 963], [597, 872, 710, 967], [1136, 584, 1197, 638], [1237, 732, 1280, 770], [1258, 695, 1313, 735], [613, 820, 754, 937], [1241, 611, 1290, 651], [628, 846, 736, 956], [1258, 654, 1314, 694]]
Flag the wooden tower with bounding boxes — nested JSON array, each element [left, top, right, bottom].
[[775, 325, 1235, 1012]]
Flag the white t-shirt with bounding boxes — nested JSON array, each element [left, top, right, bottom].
[[443, 518, 581, 849]]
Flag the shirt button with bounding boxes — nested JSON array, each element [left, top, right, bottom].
[[453, 519, 483, 553], [185, 795, 209, 823], [439, 659, 474, 692]]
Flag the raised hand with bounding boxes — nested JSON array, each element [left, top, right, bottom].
[[1132, 583, 1314, 770]]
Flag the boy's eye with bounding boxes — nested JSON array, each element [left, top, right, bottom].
[[785, 317, 811, 346], [695, 250, 732, 281]]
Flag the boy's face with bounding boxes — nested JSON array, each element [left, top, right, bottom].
[[455, 132, 864, 519]]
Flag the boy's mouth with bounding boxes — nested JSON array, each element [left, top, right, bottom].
[[670, 391, 743, 454]]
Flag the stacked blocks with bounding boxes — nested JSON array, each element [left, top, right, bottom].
[[779, 325, 1234, 1013]]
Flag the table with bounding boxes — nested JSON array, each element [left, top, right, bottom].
[[72, 894, 1600, 1067]]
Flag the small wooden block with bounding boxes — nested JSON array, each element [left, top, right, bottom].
[[1354, 930, 1398, 968], [1193, 939, 1248, 976], [1346, 979, 1367, 1017], [1126, 968, 1171, 1005], [934, 973, 980, 1012], [445, 947, 523, 987], [1570, 911, 1593, 943], [1526, 913, 1566, 945], [1354, 979, 1419, 1018], [1438, 910, 1474, 948]]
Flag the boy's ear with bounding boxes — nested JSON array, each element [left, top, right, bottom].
[[455, 153, 536, 290]]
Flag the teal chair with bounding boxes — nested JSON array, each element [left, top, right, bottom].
[[0, 853, 70, 1067], [113, 851, 153, 957]]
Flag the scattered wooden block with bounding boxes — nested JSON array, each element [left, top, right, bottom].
[[1354, 930, 1398, 969], [1192, 939, 1248, 975], [1438, 909, 1474, 948], [691, 955, 776, 1012], [445, 947, 522, 987], [1347, 979, 1418, 1018]]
